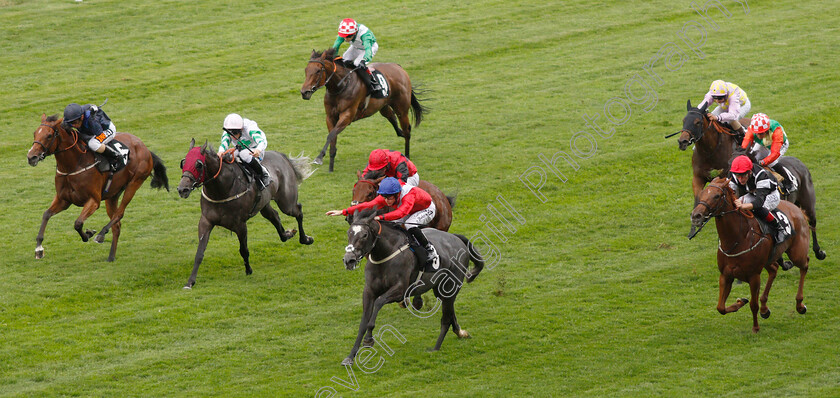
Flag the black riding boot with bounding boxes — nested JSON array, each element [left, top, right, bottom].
[[248, 158, 269, 190], [771, 164, 793, 194], [356, 68, 376, 94], [101, 146, 122, 171], [408, 227, 439, 271], [755, 207, 786, 243]]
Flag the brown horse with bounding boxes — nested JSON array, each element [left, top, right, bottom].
[[27, 114, 169, 262], [300, 48, 427, 172], [690, 177, 809, 333], [675, 100, 749, 201], [348, 171, 454, 231]]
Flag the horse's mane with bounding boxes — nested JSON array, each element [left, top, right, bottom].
[[311, 47, 338, 60], [46, 114, 60, 122]]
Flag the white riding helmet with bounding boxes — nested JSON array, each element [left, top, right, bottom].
[[223, 113, 244, 131]]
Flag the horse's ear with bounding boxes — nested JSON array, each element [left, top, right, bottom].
[[686, 99, 692, 111], [356, 169, 363, 180], [41, 113, 47, 122], [699, 101, 709, 113], [373, 176, 386, 184], [189, 138, 196, 150]]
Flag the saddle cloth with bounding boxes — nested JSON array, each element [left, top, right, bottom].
[[95, 140, 129, 172], [758, 208, 793, 243], [370, 70, 390, 99]]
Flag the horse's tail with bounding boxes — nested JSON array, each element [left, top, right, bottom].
[[409, 86, 429, 128], [286, 151, 316, 183], [453, 233, 484, 283], [446, 194, 456, 209], [149, 151, 169, 191]]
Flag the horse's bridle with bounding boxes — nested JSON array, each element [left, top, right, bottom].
[[347, 219, 382, 262], [351, 179, 378, 206], [32, 123, 81, 160], [679, 109, 707, 145], [306, 58, 338, 93]]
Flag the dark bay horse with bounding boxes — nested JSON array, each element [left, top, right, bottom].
[[690, 177, 809, 333], [675, 100, 825, 260], [300, 48, 427, 172], [339, 209, 483, 365], [348, 170, 455, 231], [176, 139, 314, 289], [27, 114, 169, 262], [675, 100, 748, 201]]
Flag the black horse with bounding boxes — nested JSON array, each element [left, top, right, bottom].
[[177, 139, 315, 288], [736, 151, 826, 260], [340, 209, 484, 365]]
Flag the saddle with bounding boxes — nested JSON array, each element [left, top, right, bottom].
[[757, 208, 793, 244], [95, 140, 129, 173]]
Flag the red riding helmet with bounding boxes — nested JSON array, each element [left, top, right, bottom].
[[338, 18, 357, 38], [730, 155, 753, 174], [368, 149, 389, 170]]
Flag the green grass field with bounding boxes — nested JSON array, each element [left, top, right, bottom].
[[2, 0, 840, 396]]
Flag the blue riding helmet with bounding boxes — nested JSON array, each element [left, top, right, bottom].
[[377, 177, 401, 195]]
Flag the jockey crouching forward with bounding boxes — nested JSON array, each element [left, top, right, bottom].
[[332, 18, 382, 94], [729, 155, 786, 243], [218, 113, 270, 190], [363, 148, 419, 187], [62, 103, 122, 170], [741, 113, 792, 193], [327, 177, 439, 269], [698, 80, 751, 140]]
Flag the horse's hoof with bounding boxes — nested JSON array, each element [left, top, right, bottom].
[[183, 285, 192, 290], [797, 305, 807, 314], [412, 296, 423, 311], [781, 261, 794, 271], [106, 256, 115, 262], [245, 267, 253, 276], [94, 235, 105, 244], [737, 297, 749, 305], [35, 248, 44, 259], [301, 236, 314, 245], [85, 229, 96, 239], [341, 357, 353, 366], [760, 309, 771, 319], [752, 326, 760, 334], [426, 347, 440, 352], [363, 338, 375, 347], [816, 251, 826, 260], [457, 330, 471, 339], [313, 158, 323, 165]]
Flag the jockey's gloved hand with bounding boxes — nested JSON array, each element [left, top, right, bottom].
[[90, 105, 98, 112], [358, 60, 367, 69]]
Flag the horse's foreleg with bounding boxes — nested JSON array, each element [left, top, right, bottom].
[[315, 114, 338, 165], [74, 198, 101, 243], [716, 274, 745, 314], [234, 223, 252, 276], [365, 284, 406, 336], [185, 217, 214, 289], [760, 261, 778, 319], [691, 174, 706, 205], [748, 274, 761, 333], [35, 197, 71, 259], [344, 289, 375, 366]]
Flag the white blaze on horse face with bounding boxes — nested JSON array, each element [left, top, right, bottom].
[[351, 225, 363, 235], [345, 244, 356, 253]]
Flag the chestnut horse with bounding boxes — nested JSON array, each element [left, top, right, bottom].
[[348, 171, 454, 231], [690, 177, 809, 333], [26, 114, 169, 262], [300, 48, 427, 172]]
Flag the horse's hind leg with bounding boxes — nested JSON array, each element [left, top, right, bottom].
[[95, 178, 145, 250], [260, 205, 297, 242], [748, 274, 761, 333], [234, 223, 252, 276], [449, 304, 470, 339], [379, 106, 403, 137], [35, 196, 71, 259], [101, 197, 122, 262], [396, 110, 412, 159], [74, 198, 101, 243], [433, 298, 456, 351], [788, 235, 810, 314], [277, 198, 313, 245]]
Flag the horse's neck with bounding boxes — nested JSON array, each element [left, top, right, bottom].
[[714, 206, 756, 244], [325, 63, 354, 94], [371, 224, 410, 259], [55, 142, 92, 170], [204, 154, 245, 195]]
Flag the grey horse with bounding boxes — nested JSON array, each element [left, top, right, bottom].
[[340, 209, 484, 365], [177, 139, 315, 288]]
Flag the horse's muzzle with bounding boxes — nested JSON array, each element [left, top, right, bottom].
[[344, 254, 360, 271], [27, 155, 40, 167], [678, 139, 690, 151], [301, 89, 313, 100]]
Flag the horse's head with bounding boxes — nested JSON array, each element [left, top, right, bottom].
[[177, 139, 210, 198], [346, 171, 386, 224], [344, 209, 382, 270], [301, 48, 339, 100], [27, 114, 66, 166], [677, 99, 709, 150], [691, 177, 734, 228]]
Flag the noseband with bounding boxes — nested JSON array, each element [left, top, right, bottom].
[[348, 220, 382, 261], [306, 58, 338, 92]]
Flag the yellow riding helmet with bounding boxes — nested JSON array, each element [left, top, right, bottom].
[[709, 80, 728, 97]]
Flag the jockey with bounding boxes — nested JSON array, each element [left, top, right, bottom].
[[62, 103, 122, 170], [741, 113, 792, 192], [363, 149, 419, 187], [729, 155, 786, 243], [327, 177, 439, 269], [697, 80, 751, 138], [218, 113, 270, 190], [332, 18, 382, 94]]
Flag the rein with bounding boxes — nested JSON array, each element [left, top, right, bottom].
[[307, 57, 339, 92], [696, 183, 767, 256], [33, 123, 84, 158]]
